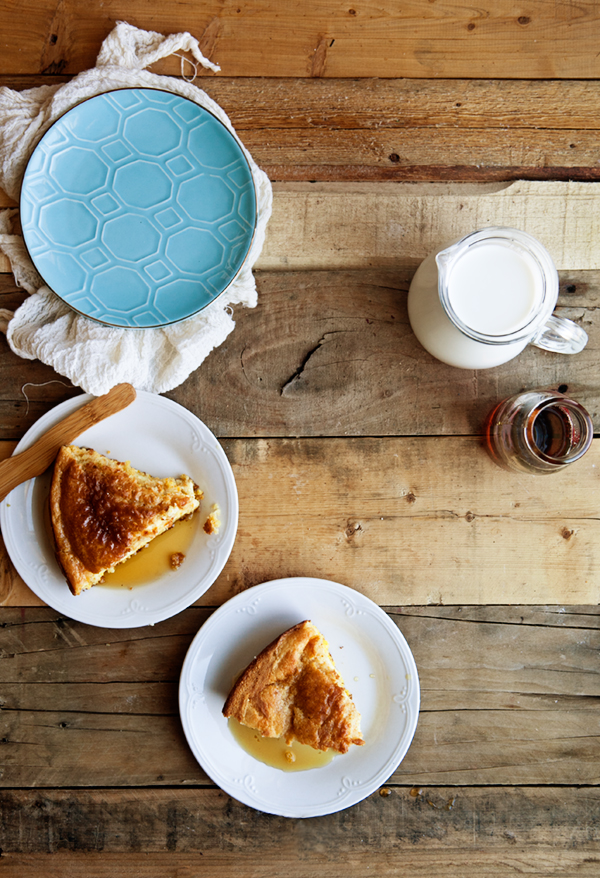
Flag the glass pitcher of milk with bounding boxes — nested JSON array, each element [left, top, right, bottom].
[[407, 227, 588, 369]]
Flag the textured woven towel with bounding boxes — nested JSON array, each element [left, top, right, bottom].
[[0, 22, 272, 395]]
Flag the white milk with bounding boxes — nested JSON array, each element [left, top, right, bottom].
[[448, 242, 543, 336], [407, 237, 548, 369]]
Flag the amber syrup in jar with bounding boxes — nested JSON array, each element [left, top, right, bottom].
[[485, 391, 593, 474]]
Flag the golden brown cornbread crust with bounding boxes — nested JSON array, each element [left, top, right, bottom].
[[223, 620, 364, 754], [50, 445, 202, 596]]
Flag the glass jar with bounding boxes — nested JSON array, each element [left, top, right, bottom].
[[484, 390, 593, 474]]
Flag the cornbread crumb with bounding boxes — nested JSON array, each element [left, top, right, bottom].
[[204, 503, 221, 535], [170, 552, 185, 569]]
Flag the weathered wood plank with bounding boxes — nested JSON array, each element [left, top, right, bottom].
[[0, 269, 597, 442], [169, 269, 599, 440], [18, 181, 598, 270], [0, 710, 202, 786], [155, 78, 600, 132], [0, 607, 206, 681], [260, 182, 600, 271], [0, 677, 594, 718], [2, 78, 600, 183], [6, 77, 600, 131], [216, 436, 600, 606], [1, 787, 599, 865], [1, 1, 600, 79], [0, 607, 597, 786], [0, 681, 176, 714], [4, 181, 600, 274], [4, 183, 600, 270], [4, 434, 600, 607], [1, 606, 597, 693], [245, 129, 600, 182], [3, 847, 600, 878], [1, 700, 598, 786]]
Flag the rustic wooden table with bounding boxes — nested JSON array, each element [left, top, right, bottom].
[[1, 3, 599, 876]]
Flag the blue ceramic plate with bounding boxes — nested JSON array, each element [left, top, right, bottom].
[[20, 88, 257, 327]]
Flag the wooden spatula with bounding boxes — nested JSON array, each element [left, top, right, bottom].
[[0, 383, 137, 502]]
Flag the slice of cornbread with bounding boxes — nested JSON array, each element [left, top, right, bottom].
[[223, 621, 364, 754], [50, 445, 202, 595]]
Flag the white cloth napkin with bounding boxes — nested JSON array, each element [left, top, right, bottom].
[[0, 22, 272, 394]]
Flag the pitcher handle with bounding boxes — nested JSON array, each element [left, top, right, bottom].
[[531, 314, 588, 355]]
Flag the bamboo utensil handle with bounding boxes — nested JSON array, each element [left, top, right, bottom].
[[0, 383, 137, 502]]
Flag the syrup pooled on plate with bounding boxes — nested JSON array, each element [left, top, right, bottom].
[[100, 514, 197, 588], [228, 718, 335, 772]]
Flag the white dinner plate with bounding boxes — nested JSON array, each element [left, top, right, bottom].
[[0, 391, 238, 628], [179, 577, 420, 817]]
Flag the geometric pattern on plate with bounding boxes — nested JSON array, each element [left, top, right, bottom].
[[20, 89, 257, 328]]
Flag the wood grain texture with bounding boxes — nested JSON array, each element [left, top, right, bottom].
[[259, 182, 600, 271], [0, 606, 597, 787], [1, 6, 598, 872], [2, 77, 600, 183], [168, 268, 600, 439], [2, 847, 600, 878], [8, 75, 600, 131], [1, 1, 600, 79], [0, 787, 599, 869], [215, 437, 600, 607], [244, 131, 600, 182], [173, 77, 600, 131], [0, 268, 597, 442], [5, 183, 600, 271], [4, 435, 600, 607]]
